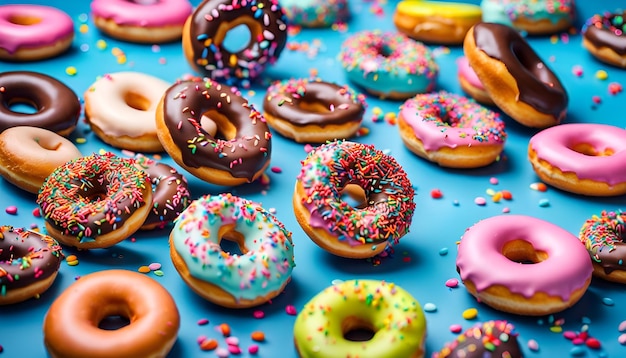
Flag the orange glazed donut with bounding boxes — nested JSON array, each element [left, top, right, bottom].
[[0, 126, 82, 194], [156, 77, 272, 186], [37, 152, 152, 249], [579, 210, 626, 284], [43, 269, 180, 358], [294, 140, 416, 259], [0, 226, 63, 305], [464, 22, 568, 128]]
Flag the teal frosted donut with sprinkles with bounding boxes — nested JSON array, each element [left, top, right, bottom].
[[398, 91, 507, 168], [281, 0, 350, 28], [37, 152, 153, 249], [338, 30, 439, 100], [579, 210, 626, 284], [293, 140, 416, 259], [169, 193, 295, 308]]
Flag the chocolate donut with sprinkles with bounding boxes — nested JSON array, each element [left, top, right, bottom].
[[293, 140, 416, 259], [582, 10, 626, 68], [182, 0, 288, 86], [433, 320, 523, 358], [579, 210, 626, 284], [0, 226, 64, 305], [156, 77, 272, 186], [37, 152, 153, 249]]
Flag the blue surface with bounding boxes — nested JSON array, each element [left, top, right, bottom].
[[1, 0, 626, 357]]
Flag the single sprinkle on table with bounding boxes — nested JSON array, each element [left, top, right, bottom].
[[527, 339, 540, 352], [462, 307, 478, 320], [5, 206, 17, 215], [439, 247, 448, 256], [199, 338, 218, 351], [423, 302, 437, 312], [197, 318, 209, 326], [445, 278, 458, 288], [474, 197, 487, 206], [449, 324, 463, 333], [285, 305, 297, 315], [251, 331, 265, 342], [602, 297, 614, 306], [538, 199, 550, 207], [530, 182, 548, 192], [253, 310, 265, 319], [65, 255, 79, 266]]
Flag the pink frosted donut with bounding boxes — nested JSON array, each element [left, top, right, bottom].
[[528, 123, 626, 196], [457, 215, 592, 316], [0, 5, 74, 61], [457, 56, 493, 105], [91, 0, 193, 43], [397, 91, 506, 168]]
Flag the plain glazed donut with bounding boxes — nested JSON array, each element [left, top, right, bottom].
[[0, 71, 80, 136], [456, 215, 593, 316], [156, 77, 272, 186], [397, 91, 506, 168], [582, 10, 626, 68], [43, 269, 180, 358], [456, 56, 493, 105], [0, 4, 74, 61], [579, 210, 626, 284], [464, 22, 568, 128], [37, 152, 152, 249], [433, 320, 522, 358], [293, 140, 416, 259], [0, 126, 82, 193], [182, 0, 288, 85], [169, 193, 295, 308], [338, 30, 439, 100], [481, 0, 575, 35], [294, 279, 426, 358], [263, 78, 367, 143], [394, 0, 482, 45], [0, 226, 63, 305], [528, 123, 626, 196], [84, 72, 170, 152], [281, 0, 350, 28], [133, 154, 191, 230], [91, 0, 192, 44]]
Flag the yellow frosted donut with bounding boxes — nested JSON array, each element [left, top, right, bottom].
[[294, 280, 426, 358]]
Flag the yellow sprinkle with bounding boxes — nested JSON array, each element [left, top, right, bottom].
[[462, 308, 478, 320], [67, 260, 79, 266], [65, 66, 77, 76], [492, 192, 503, 202], [229, 54, 237, 66], [595, 70, 608, 80], [550, 35, 558, 44], [117, 55, 127, 64], [550, 326, 563, 333], [75, 137, 86, 144], [98, 148, 107, 155], [96, 39, 107, 50], [486, 188, 496, 196], [79, 24, 89, 34], [138, 266, 151, 274]]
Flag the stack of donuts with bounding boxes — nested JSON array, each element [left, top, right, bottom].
[[2, 0, 626, 357]]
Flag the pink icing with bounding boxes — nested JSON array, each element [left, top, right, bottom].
[[529, 123, 626, 185], [0, 5, 74, 54], [457, 56, 485, 90], [91, 0, 192, 27], [399, 91, 506, 150], [456, 215, 592, 300]]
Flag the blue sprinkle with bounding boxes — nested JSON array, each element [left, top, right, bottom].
[[423, 303, 437, 312], [581, 316, 591, 325], [569, 346, 586, 356], [602, 297, 615, 306], [196, 34, 208, 40], [439, 248, 449, 256], [538, 198, 550, 207]]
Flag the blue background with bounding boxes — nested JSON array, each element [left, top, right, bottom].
[[2, 0, 626, 357]]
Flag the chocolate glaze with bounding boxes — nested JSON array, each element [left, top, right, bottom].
[[473, 23, 568, 120], [583, 11, 626, 56], [0, 226, 63, 291], [134, 155, 191, 228], [0, 71, 80, 134], [435, 320, 523, 358], [263, 79, 365, 126], [162, 78, 272, 182], [189, 0, 287, 83]]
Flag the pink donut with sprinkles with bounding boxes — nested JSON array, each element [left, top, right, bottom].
[[398, 91, 506, 168], [293, 140, 416, 259], [91, 0, 193, 43], [528, 123, 626, 196], [338, 30, 439, 100], [0, 5, 74, 61], [457, 215, 593, 315]]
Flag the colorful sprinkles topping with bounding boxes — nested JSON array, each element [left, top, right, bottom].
[[433, 320, 522, 358], [579, 210, 626, 270]]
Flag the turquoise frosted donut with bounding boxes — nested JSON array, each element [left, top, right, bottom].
[[281, 0, 350, 28], [338, 30, 439, 100], [169, 193, 296, 308]]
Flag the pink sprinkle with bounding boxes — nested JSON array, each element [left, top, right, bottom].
[[225, 336, 239, 346], [32, 207, 41, 217], [248, 344, 259, 354], [285, 305, 297, 315], [216, 347, 230, 357], [609, 82, 623, 95], [572, 65, 583, 77], [528, 339, 540, 351], [618, 320, 626, 332], [253, 310, 265, 319], [197, 318, 209, 326], [148, 262, 161, 271], [502, 207, 510, 213], [445, 278, 459, 288], [304, 144, 313, 153], [489, 177, 499, 185], [5, 206, 17, 215], [197, 335, 207, 344], [449, 324, 463, 333], [592, 95, 602, 104], [227, 345, 241, 354], [474, 197, 487, 206], [619, 333, 626, 345], [563, 331, 577, 340], [270, 166, 282, 174]]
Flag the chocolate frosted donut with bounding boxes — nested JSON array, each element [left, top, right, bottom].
[[182, 0, 288, 85], [582, 11, 626, 68], [433, 320, 523, 358], [0, 71, 80, 136], [263, 78, 366, 143], [156, 77, 272, 186], [464, 22, 568, 128]]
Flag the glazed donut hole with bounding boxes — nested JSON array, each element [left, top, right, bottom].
[[123, 91, 152, 112], [7, 13, 42, 26], [502, 239, 548, 265], [340, 183, 368, 209], [341, 316, 377, 342], [568, 142, 614, 157]]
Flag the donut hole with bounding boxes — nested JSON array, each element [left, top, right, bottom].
[[34, 136, 63, 151], [298, 101, 333, 114], [98, 315, 131, 331], [124, 91, 151, 111], [7, 100, 38, 114], [7, 14, 42, 26], [377, 44, 394, 58], [215, 18, 261, 55], [342, 316, 376, 342], [218, 224, 247, 256], [79, 186, 109, 203], [502, 239, 548, 264], [569, 143, 614, 156], [200, 111, 235, 140], [222, 24, 252, 53], [341, 184, 368, 209]]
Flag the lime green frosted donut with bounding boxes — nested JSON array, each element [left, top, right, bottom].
[[294, 279, 426, 358]]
